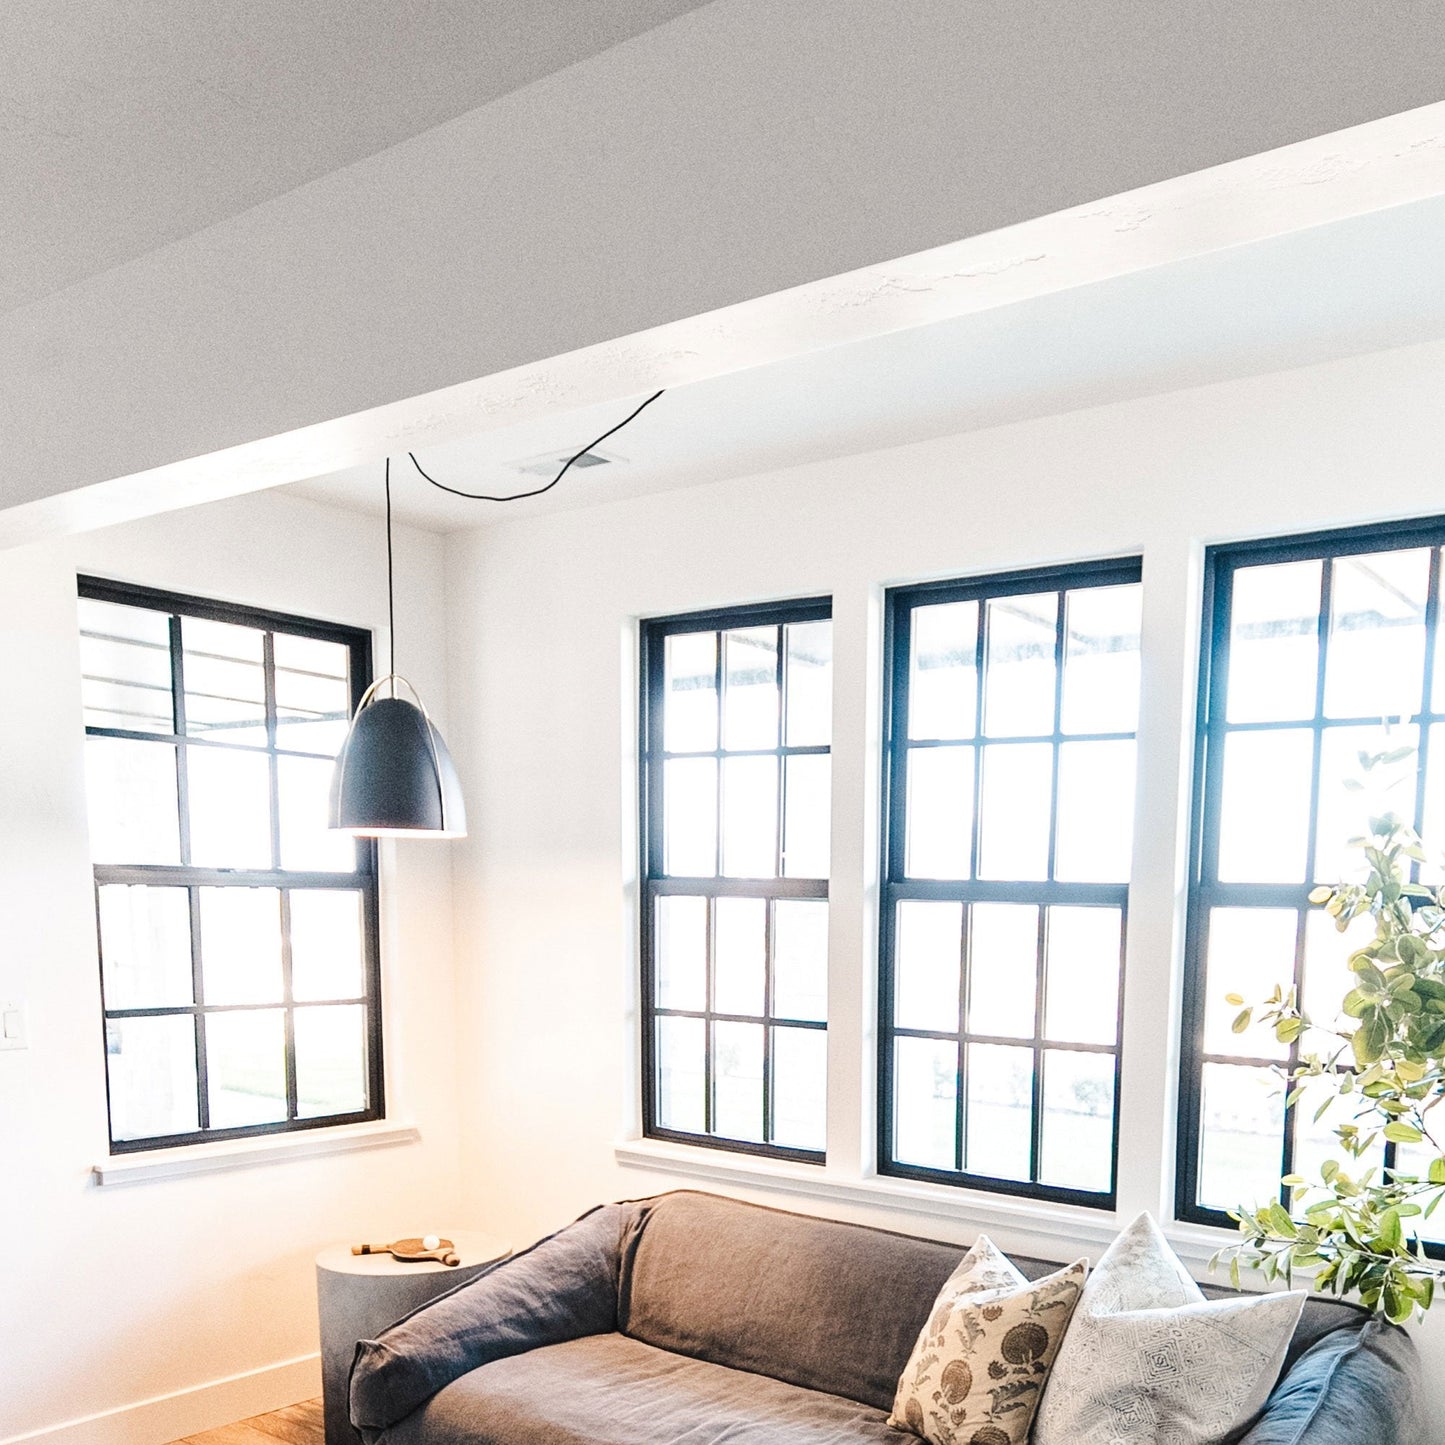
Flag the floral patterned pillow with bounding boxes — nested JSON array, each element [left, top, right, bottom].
[[889, 1236, 1088, 1445]]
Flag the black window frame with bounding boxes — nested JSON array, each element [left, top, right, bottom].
[[879, 557, 1142, 1209], [81, 575, 384, 1154], [639, 596, 832, 1165], [1177, 517, 1445, 1248]]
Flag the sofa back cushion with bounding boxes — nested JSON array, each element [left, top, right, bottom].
[[617, 1191, 967, 1411]]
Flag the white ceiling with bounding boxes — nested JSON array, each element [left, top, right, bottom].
[[291, 194, 1445, 533], [0, 0, 707, 314]]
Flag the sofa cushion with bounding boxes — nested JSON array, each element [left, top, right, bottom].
[[1233, 1315, 1423, 1445], [374, 1332, 908, 1444], [351, 1203, 628, 1434], [619, 1190, 968, 1412]]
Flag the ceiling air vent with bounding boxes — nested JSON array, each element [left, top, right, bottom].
[[512, 448, 618, 479]]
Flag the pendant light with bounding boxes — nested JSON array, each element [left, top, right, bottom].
[[329, 458, 467, 838], [329, 389, 665, 841]]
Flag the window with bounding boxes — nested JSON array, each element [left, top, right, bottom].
[[879, 560, 1141, 1206], [640, 600, 832, 1160], [1179, 520, 1445, 1244], [80, 577, 381, 1151]]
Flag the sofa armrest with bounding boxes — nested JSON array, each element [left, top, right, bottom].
[[349, 1202, 630, 1435], [1234, 1316, 1423, 1445]]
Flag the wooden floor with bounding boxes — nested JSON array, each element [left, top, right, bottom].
[[171, 1397, 323, 1444]]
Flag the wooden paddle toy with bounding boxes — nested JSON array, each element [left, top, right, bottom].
[[352, 1234, 460, 1266]]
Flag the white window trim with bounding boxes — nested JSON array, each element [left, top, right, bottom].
[[92, 1119, 419, 1187]]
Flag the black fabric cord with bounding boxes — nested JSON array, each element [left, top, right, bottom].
[[406, 390, 665, 503]]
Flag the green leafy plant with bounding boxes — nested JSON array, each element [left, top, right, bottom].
[[1211, 746, 1445, 1323]]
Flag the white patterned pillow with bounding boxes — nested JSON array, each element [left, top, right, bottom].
[[1032, 1212, 1304, 1445], [890, 1235, 1088, 1445]]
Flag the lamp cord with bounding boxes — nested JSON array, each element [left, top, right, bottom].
[[385, 456, 396, 695], [406, 389, 665, 503]]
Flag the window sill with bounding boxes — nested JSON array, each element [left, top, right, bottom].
[[613, 1137, 1235, 1267], [92, 1120, 421, 1187]]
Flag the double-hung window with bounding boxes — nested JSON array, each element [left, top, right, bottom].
[[880, 560, 1142, 1205], [80, 578, 382, 1151], [1179, 519, 1445, 1245], [640, 600, 833, 1160]]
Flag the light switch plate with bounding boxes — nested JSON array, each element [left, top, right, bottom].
[[0, 1000, 27, 1051]]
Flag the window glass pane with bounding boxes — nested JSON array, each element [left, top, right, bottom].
[[1197, 1062, 1284, 1212], [98, 885, 193, 1009], [1040, 1049, 1114, 1193], [964, 1043, 1032, 1181], [79, 598, 174, 733], [274, 636, 351, 756], [894, 1036, 957, 1170], [894, 901, 961, 1033], [664, 758, 717, 876], [713, 1020, 764, 1142], [655, 895, 707, 1012], [199, 888, 283, 1005], [290, 890, 365, 1001], [782, 752, 830, 879], [978, 742, 1052, 880], [967, 903, 1037, 1039], [1054, 739, 1136, 883], [773, 900, 828, 1023], [664, 632, 717, 753], [656, 1016, 705, 1133], [1291, 1073, 1384, 1203], [1314, 724, 1416, 885], [278, 754, 356, 872], [714, 897, 765, 1017], [909, 601, 978, 741], [1301, 908, 1371, 1038], [1394, 1142, 1445, 1245], [1323, 549, 1428, 720], [294, 1004, 367, 1118], [784, 620, 832, 747], [722, 627, 779, 750], [85, 736, 180, 864], [1202, 908, 1294, 1060], [206, 1009, 287, 1128], [720, 755, 777, 877], [904, 745, 973, 880], [181, 616, 267, 745], [983, 593, 1058, 737], [1060, 584, 1141, 735], [187, 746, 272, 869], [1216, 729, 1313, 883], [1226, 561, 1321, 723], [771, 1026, 826, 1152], [106, 1016, 198, 1141], [1043, 906, 1121, 1046]]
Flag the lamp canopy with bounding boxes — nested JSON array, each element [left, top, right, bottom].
[[329, 678, 466, 838]]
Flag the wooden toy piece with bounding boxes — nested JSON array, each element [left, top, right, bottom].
[[351, 1236, 460, 1266]]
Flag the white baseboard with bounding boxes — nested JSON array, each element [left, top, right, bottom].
[[1, 1353, 321, 1445]]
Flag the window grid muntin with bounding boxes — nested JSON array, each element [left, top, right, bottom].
[[641, 598, 831, 1164], [82, 576, 382, 1153], [1179, 518, 1445, 1248], [881, 558, 1140, 1209]]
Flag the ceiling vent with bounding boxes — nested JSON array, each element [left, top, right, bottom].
[[512, 448, 619, 479]]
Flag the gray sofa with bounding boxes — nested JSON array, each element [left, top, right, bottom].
[[350, 1190, 1422, 1444]]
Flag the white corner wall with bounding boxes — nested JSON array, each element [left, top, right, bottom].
[[443, 335, 1445, 1404], [0, 491, 461, 1444]]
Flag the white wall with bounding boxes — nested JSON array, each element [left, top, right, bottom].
[[444, 335, 1445, 1404], [0, 491, 461, 1443]]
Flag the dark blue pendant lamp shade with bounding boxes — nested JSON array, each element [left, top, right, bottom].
[[329, 679, 466, 838], [328, 456, 466, 839]]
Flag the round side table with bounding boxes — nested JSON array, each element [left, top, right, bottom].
[[316, 1232, 510, 1445]]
